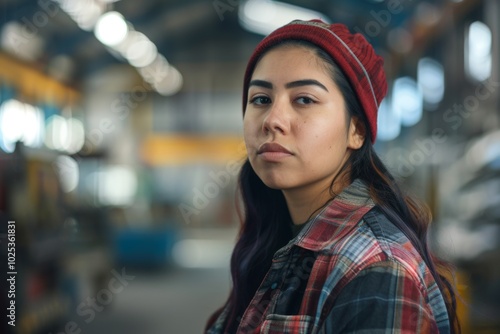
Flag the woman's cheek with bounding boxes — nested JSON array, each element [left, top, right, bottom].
[[242, 122, 253, 145], [243, 131, 257, 157]]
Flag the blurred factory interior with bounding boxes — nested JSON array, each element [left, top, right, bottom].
[[0, 0, 499, 333]]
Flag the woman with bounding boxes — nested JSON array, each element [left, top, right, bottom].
[[206, 19, 459, 333]]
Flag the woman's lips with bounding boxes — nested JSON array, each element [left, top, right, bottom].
[[257, 142, 293, 162]]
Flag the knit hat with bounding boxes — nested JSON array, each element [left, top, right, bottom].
[[242, 19, 387, 143]]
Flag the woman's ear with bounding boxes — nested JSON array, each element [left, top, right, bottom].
[[347, 117, 366, 150]]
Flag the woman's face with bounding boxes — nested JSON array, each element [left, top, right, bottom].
[[243, 45, 363, 193]]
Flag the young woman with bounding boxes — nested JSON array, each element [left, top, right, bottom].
[[206, 19, 459, 333]]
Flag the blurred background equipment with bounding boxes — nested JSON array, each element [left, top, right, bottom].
[[0, 0, 499, 333]]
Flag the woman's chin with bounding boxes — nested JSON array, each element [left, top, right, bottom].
[[253, 167, 298, 190], [259, 177, 294, 190]]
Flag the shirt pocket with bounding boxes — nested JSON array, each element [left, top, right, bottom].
[[259, 314, 314, 334]]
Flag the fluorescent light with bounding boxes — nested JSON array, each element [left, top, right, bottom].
[[123, 32, 158, 67], [63, 118, 85, 154], [45, 115, 67, 151], [138, 55, 183, 96], [465, 21, 492, 82], [94, 11, 129, 46], [392, 77, 423, 127], [377, 99, 401, 141], [153, 66, 183, 96], [239, 0, 329, 36], [0, 99, 25, 152], [21, 104, 44, 148], [59, 4, 182, 95], [75, 1, 103, 30], [0, 99, 44, 152], [418, 57, 444, 108], [96, 166, 138, 206], [56, 155, 80, 193]]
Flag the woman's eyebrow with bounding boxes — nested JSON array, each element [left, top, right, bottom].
[[248, 80, 273, 89], [285, 79, 329, 92], [248, 79, 329, 92]]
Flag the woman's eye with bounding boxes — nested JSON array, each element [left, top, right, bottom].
[[250, 96, 271, 105], [296, 97, 315, 105]]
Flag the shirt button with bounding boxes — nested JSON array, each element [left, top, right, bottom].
[[271, 282, 278, 289]]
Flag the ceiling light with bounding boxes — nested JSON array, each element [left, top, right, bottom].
[[153, 66, 183, 96], [465, 21, 492, 82], [392, 77, 423, 127], [124, 32, 158, 67], [56, 155, 80, 193], [418, 57, 445, 108], [377, 99, 401, 141], [94, 11, 129, 46], [239, 0, 329, 36]]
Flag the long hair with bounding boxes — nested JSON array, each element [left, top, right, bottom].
[[206, 40, 459, 333]]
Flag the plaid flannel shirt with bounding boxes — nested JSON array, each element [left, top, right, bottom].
[[207, 179, 450, 333]]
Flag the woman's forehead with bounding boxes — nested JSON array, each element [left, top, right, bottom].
[[250, 46, 335, 86], [259, 44, 318, 64]]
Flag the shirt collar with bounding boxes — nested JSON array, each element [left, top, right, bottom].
[[283, 179, 375, 253]]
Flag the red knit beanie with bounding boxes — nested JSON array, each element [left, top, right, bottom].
[[242, 19, 387, 143]]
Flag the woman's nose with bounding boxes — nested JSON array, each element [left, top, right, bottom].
[[262, 98, 289, 135]]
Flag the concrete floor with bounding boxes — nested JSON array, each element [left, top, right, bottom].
[[82, 266, 231, 334]]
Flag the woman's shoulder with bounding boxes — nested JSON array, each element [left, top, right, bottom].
[[321, 207, 436, 294], [360, 208, 429, 276], [327, 207, 420, 257]]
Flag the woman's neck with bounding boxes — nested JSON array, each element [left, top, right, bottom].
[[283, 176, 350, 225]]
